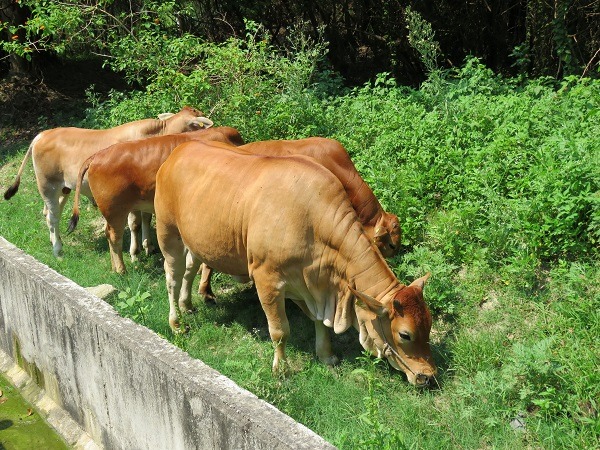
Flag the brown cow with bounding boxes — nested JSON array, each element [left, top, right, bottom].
[[68, 127, 244, 273], [3, 107, 213, 257], [198, 137, 402, 301], [154, 140, 436, 386]]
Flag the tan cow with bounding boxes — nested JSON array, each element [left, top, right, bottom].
[[67, 127, 244, 273], [154, 140, 436, 386], [3, 107, 213, 257], [198, 137, 402, 301]]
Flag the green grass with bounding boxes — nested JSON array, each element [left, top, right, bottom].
[[1, 65, 599, 449]]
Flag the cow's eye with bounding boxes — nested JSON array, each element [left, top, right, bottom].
[[399, 332, 411, 342]]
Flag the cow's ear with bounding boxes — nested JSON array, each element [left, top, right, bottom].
[[349, 286, 387, 316], [198, 117, 214, 128], [158, 112, 175, 120], [409, 272, 431, 291], [189, 117, 214, 129]]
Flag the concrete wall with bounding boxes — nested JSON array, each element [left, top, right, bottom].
[[0, 237, 335, 450]]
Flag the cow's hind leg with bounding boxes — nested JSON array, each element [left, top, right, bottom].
[[252, 268, 289, 374], [40, 184, 66, 257], [105, 213, 129, 274], [160, 230, 187, 332], [141, 212, 155, 255], [129, 212, 156, 259], [179, 250, 201, 314], [198, 263, 216, 304]]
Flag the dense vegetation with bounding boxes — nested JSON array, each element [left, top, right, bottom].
[[1, 4, 599, 449], [1, 0, 599, 83]]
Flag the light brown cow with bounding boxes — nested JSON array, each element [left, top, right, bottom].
[[3, 107, 213, 257], [198, 137, 402, 301], [67, 127, 244, 273], [155, 140, 436, 386]]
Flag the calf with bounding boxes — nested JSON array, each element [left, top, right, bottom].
[[155, 140, 436, 386], [3, 107, 212, 257]]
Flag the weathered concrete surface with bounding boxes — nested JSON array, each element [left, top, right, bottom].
[[0, 237, 336, 450]]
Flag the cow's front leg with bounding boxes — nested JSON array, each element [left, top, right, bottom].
[[253, 268, 289, 373], [315, 321, 339, 366], [198, 263, 216, 303], [140, 212, 155, 255]]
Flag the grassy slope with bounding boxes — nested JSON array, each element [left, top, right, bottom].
[[1, 77, 599, 449]]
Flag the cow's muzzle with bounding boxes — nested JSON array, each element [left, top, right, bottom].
[[415, 373, 431, 387]]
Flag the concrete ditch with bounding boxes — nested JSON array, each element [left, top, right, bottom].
[[0, 237, 335, 449]]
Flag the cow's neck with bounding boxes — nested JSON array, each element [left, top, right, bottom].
[[334, 224, 400, 302], [344, 177, 384, 228], [113, 118, 167, 141]]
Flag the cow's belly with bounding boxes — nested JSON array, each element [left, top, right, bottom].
[[182, 233, 249, 278], [196, 253, 249, 278]]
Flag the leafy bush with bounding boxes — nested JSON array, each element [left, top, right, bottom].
[[84, 21, 335, 139], [329, 60, 599, 266]]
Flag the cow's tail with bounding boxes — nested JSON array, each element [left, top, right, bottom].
[[3, 136, 38, 200], [67, 155, 93, 234]]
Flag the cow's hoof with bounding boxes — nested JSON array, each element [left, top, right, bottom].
[[272, 362, 290, 378], [180, 306, 197, 315], [170, 324, 189, 335]]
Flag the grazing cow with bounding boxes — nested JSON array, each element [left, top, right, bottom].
[[3, 107, 213, 257], [154, 140, 436, 386], [198, 137, 402, 301], [68, 127, 244, 274]]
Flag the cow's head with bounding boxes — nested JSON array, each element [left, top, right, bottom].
[[373, 212, 402, 258], [159, 106, 214, 133], [351, 273, 436, 386]]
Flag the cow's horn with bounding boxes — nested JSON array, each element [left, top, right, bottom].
[[157, 112, 175, 120]]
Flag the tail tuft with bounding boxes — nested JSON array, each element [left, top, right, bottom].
[[67, 213, 79, 234], [3, 177, 20, 200]]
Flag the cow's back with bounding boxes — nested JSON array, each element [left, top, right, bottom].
[[32, 127, 128, 190], [240, 137, 383, 226], [88, 127, 245, 205]]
